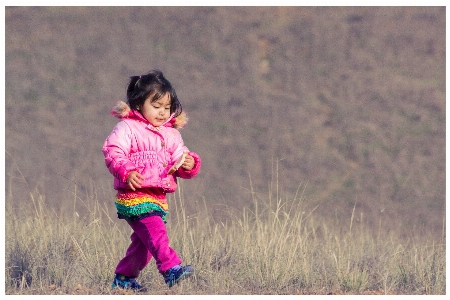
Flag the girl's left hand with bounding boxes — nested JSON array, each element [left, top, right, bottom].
[[182, 154, 194, 170]]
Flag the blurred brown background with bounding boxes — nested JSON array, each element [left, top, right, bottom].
[[5, 7, 445, 236]]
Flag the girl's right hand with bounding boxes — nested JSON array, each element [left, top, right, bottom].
[[126, 171, 144, 191]]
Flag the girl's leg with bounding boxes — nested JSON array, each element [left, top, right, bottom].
[[115, 231, 152, 278], [128, 215, 182, 274]]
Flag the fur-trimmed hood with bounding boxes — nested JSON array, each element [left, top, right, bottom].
[[109, 100, 188, 129]]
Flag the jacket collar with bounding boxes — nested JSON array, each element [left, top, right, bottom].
[[110, 100, 186, 129], [128, 109, 175, 129]]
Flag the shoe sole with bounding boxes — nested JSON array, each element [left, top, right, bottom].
[[112, 282, 147, 292]]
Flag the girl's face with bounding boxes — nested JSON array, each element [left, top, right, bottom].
[[140, 92, 171, 126]]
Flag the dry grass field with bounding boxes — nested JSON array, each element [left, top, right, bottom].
[[5, 172, 446, 295], [4, 6, 446, 295]]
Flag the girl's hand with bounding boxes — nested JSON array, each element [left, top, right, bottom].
[[182, 154, 195, 170], [126, 171, 144, 191]]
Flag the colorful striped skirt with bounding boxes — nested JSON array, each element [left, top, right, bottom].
[[115, 188, 169, 222]]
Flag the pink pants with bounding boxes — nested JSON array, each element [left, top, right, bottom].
[[115, 215, 182, 278]]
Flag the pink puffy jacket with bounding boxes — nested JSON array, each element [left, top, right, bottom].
[[102, 101, 201, 193]]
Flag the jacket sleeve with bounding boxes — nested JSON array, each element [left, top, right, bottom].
[[102, 121, 137, 183], [176, 151, 202, 179]]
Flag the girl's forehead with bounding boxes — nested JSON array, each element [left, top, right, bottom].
[[152, 92, 171, 104]]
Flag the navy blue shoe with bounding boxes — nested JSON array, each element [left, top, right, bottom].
[[163, 265, 194, 287], [112, 274, 147, 292]]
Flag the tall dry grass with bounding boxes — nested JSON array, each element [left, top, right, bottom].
[[5, 171, 446, 295]]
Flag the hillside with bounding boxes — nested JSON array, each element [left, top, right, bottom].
[[5, 7, 446, 235]]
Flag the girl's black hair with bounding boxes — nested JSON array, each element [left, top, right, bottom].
[[127, 69, 182, 117]]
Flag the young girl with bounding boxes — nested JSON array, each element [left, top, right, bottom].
[[102, 69, 201, 291]]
